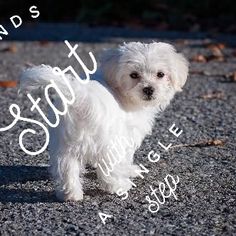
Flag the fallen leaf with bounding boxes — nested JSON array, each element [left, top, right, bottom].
[[170, 139, 225, 149], [233, 72, 236, 81], [209, 140, 225, 146], [206, 43, 226, 50], [200, 91, 224, 99], [39, 41, 50, 46], [191, 54, 207, 62], [207, 55, 225, 62], [232, 50, 236, 57], [218, 43, 226, 50], [223, 72, 236, 82], [0, 44, 18, 53], [229, 72, 236, 82], [0, 80, 18, 88], [205, 43, 226, 62], [211, 47, 223, 57]]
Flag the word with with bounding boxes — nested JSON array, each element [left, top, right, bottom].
[[98, 135, 135, 177], [145, 174, 179, 213], [0, 6, 40, 40], [0, 40, 97, 155], [98, 122, 182, 178]]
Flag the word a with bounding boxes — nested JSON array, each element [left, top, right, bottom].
[[0, 6, 40, 40], [145, 174, 179, 213], [0, 40, 97, 155], [98, 212, 113, 225]]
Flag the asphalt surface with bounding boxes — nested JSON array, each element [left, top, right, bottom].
[[0, 33, 235, 235]]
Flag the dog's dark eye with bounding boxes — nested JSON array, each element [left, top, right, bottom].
[[157, 72, 165, 78], [130, 72, 140, 79]]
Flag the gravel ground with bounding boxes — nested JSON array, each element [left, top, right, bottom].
[[0, 33, 235, 235]]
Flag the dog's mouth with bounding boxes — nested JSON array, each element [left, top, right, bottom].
[[143, 95, 155, 101]]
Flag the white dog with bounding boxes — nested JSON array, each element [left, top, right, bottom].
[[20, 42, 189, 201]]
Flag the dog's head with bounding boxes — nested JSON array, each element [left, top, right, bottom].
[[101, 42, 189, 111]]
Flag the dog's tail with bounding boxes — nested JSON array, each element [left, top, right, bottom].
[[19, 64, 75, 96]]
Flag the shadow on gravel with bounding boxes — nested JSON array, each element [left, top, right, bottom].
[[0, 165, 107, 203], [0, 165, 49, 185], [0, 189, 59, 203], [0, 165, 60, 203]]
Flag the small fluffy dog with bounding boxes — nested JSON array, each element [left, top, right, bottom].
[[20, 42, 189, 201]]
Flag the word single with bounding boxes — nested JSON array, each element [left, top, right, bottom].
[[0, 6, 40, 40], [116, 123, 182, 200], [0, 40, 97, 155]]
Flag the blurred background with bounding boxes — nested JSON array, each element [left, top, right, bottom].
[[0, 0, 236, 41]]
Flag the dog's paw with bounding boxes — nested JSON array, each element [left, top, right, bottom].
[[56, 189, 84, 202], [102, 177, 133, 194], [128, 164, 142, 178]]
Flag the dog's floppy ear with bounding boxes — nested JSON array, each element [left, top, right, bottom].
[[100, 48, 120, 84], [171, 52, 189, 92], [152, 42, 189, 92]]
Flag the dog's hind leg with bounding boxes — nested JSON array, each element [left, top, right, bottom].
[[50, 148, 84, 201]]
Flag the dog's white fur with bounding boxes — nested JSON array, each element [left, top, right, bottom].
[[20, 42, 189, 201]]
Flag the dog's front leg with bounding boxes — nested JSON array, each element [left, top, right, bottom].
[[96, 149, 138, 194]]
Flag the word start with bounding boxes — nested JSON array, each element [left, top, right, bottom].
[[0, 40, 97, 155]]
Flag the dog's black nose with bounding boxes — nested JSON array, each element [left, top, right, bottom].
[[143, 86, 154, 97]]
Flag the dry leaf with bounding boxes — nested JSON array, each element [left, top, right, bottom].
[[218, 43, 226, 50], [191, 54, 207, 62], [223, 72, 236, 82], [209, 55, 225, 62], [209, 140, 225, 146], [200, 91, 224, 99], [205, 43, 225, 62], [211, 47, 223, 57], [206, 43, 226, 50], [232, 50, 236, 57], [0, 44, 18, 53], [39, 41, 50, 46], [0, 80, 18, 88], [230, 72, 236, 82], [171, 139, 225, 149]]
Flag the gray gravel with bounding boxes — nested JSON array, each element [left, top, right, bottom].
[[0, 35, 235, 235]]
